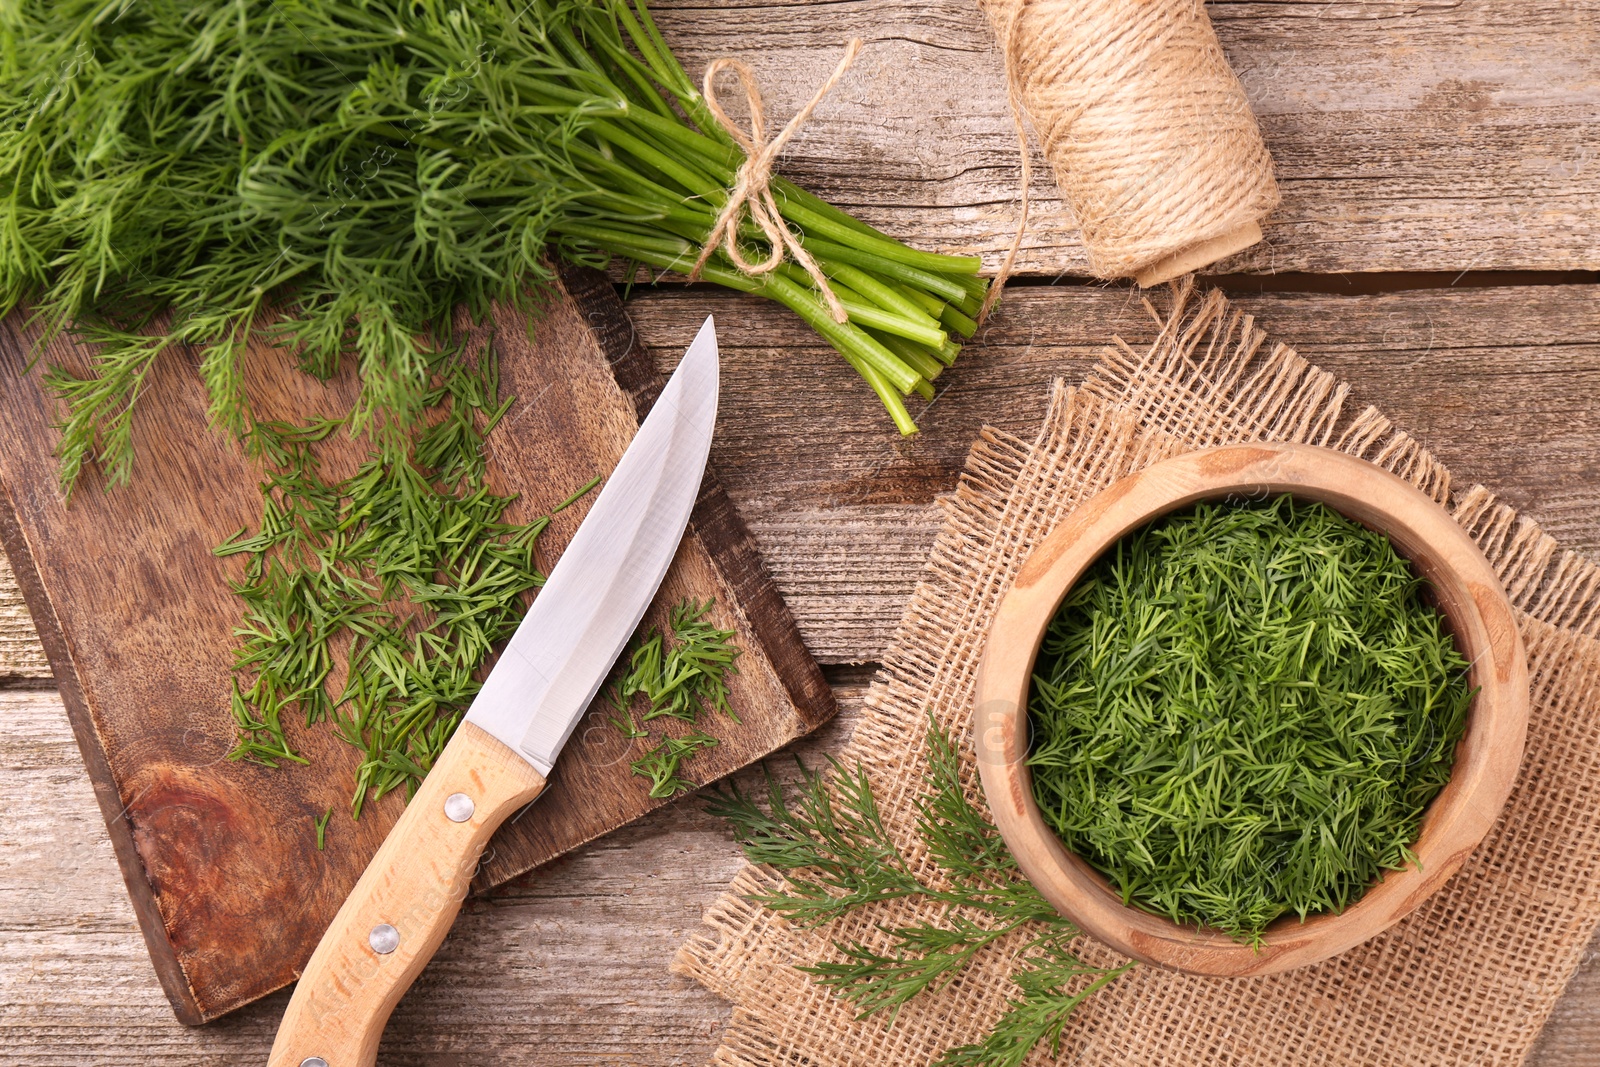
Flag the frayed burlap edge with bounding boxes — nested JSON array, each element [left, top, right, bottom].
[[674, 280, 1600, 1067]]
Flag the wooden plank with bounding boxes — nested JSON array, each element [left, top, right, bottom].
[[0, 549, 48, 680], [0, 686, 747, 1065], [6, 282, 1599, 667], [624, 281, 1600, 659], [0, 267, 833, 1023], [2, 680, 1597, 1065], [645, 0, 1600, 275], [1536, 942, 1600, 1066]]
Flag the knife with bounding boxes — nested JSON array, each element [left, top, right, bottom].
[[268, 316, 720, 1067]]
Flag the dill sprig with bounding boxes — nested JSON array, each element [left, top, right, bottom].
[[1028, 495, 1475, 943], [2, 0, 989, 499], [215, 344, 595, 817], [709, 718, 1133, 1067], [610, 599, 741, 797]]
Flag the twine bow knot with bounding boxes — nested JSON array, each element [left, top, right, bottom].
[[691, 40, 863, 324]]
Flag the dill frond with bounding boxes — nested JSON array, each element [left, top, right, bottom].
[[708, 717, 1134, 1066], [215, 343, 596, 816]]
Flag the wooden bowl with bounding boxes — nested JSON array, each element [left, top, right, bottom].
[[973, 443, 1529, 977]]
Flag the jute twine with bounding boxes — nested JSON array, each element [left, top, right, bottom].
[[692, 40, 863, 324], [677, 283, 1600, 1066], [979, 0, 1281, 283]]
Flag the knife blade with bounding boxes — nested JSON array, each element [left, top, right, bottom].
[[268, 315, 720, 1067], [466, 313, 720, 776]]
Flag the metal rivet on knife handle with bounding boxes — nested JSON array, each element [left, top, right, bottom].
[[444, 792, 475, 822], [299, 1058, 329, 1067], [368, 924, 400, 955]]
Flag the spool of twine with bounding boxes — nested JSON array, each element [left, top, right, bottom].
[[978, 0, 1280, 286]]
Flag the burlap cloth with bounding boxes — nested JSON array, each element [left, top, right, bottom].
[[674, 282, 1600, 1066]]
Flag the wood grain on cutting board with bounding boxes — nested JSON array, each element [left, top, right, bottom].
[[0, 265, 833, 1024]]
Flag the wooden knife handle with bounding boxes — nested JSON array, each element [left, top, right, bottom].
[[268, 722, 546, 1067]]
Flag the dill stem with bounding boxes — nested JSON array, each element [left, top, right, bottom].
[[800, 236, 972, 303], [887, 280, 948, 319], [586, 39, 680, 120], [590, 121, 726, 201], [941, 302, 979, 339], [554, 222, 927, 397], [614, 101, 741, 170], [840, 354, 918, 434], [758, 272, 926, 396], [782, 200, 980, 275], [554, 78, 986, 279], [867, 330, 946, 381], [561, 203, 954, 367], [822, 261, 945, 333], [784, 265, 947, 349], [839, 295, 946, 350]]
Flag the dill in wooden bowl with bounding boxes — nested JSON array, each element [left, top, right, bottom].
[[1025, 495, 1473, 945], [972, 443, 1529, 977]]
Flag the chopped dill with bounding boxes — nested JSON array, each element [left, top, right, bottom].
[[610, 599, 740, 797], [216, 344, 596, 818], [632, 731, 719, 799], [623, 600, 742, 725], [1027, 495, 1474, 943], [314, 807, 333, 851]]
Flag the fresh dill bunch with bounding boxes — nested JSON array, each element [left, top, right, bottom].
[[1028, 495, 1475, 943], [215, 343, 598, 816], [1, 0, 989, 498], [708, 717, 1133, 1067], [609, 598, 741, 796]]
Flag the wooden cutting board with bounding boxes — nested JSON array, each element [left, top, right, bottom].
[[0, 265, 834, 1024]]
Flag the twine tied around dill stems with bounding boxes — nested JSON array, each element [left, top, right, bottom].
[[979, 0, 1281, 285], [690, 39, 863, 323]]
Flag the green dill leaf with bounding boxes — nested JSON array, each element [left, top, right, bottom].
[[630, 730, 717, 798], [707, 756, 925, 924], [933, 936, 1133, 1067], [216, 343, 597, 817]]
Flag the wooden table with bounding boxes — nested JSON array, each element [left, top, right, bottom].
[[2, 0, 1597, 1062]]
